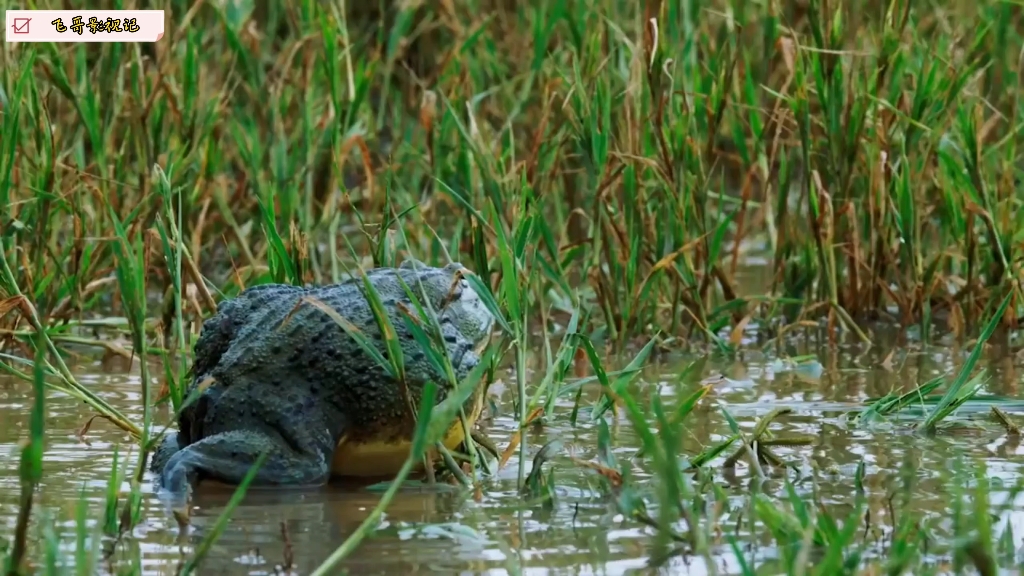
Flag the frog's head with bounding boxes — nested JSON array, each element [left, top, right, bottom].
[[398, 260, 496, 349]]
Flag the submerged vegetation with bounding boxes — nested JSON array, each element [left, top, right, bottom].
[[3, 0, 1024, 572]]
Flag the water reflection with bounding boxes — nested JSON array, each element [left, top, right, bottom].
[[2, 335, 1024, 574]]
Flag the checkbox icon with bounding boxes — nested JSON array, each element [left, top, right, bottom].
[[11, 17, 31, 34]]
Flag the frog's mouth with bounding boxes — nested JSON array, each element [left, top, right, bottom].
[[473, 333, 492, 356]]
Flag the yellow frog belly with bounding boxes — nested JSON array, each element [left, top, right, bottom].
[[330, 418, 471, 477]]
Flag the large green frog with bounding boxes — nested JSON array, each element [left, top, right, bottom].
[[150, 260, 496, 507]]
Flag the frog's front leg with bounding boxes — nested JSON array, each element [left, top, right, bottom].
[[156, 429, 331, 515], [149, 431, 184, 478]]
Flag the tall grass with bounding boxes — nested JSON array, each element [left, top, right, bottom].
[[3, 0, 1022, 356], [3, 0, 1024, 572]]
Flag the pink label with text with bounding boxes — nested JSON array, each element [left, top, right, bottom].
[[5, 10, 164, 42]]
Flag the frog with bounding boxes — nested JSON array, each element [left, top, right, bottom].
[[149, 260, 496, 510]]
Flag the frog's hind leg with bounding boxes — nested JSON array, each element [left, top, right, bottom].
[[157, 430, 331, 517]]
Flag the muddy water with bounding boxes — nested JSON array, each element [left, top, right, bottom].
[[3, 333, 1024, 575]]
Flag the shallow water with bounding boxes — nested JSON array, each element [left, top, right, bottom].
[[3, 330, 1024, 575]]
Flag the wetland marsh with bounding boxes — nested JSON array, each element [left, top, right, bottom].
[[5, 0, 1024, 573]]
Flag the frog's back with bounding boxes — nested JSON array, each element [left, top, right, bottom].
[[209, 280, 378, 381], [199, 266, 445, 386], [192, 262, 489, 385]]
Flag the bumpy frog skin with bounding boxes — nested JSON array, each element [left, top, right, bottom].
[[150, 260, 495, 506]]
